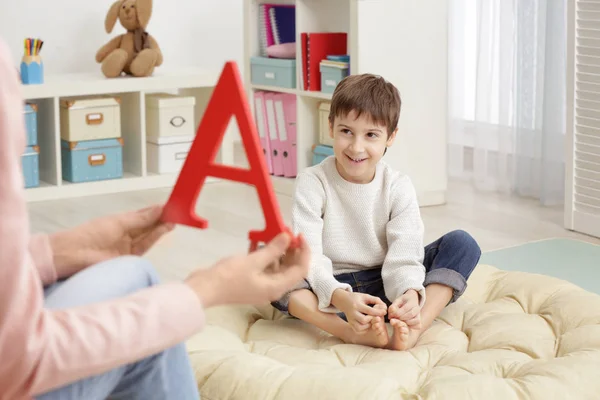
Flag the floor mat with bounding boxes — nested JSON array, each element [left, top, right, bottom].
[[480, 238, 600, 295]]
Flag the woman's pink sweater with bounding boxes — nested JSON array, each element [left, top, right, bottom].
[[0, 39, 205, 399]]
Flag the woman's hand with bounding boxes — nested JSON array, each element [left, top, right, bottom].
[[50, 205, 174, 279], [185, 232, 310, 308]]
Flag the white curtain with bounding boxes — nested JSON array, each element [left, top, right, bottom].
[[448, 0, 566, 205]]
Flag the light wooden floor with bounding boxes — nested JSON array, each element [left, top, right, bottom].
[[27, 179, 600, 283]]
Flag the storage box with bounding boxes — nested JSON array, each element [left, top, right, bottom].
[[22, 145, 40, 188], [23, 103, 38, 146], [312, 144, 334, 166], [61, 138, 123, 183], [318, 101, 334, 146], [60, 96, 121, 142], [320, 61, 349, 94], [250, 56, 296, 89], [146, 135, 194, 174], [146, 94, 196, 142]]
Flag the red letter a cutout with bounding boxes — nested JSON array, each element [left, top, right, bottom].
[[161, 61, 294, 251]]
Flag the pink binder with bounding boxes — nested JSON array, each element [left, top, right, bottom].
[[253, 91, 273, 174], [274, 93, 297, 177], [264, 92, 285, 176]]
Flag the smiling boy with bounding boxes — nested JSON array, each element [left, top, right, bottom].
[[271, 73, 481, 350]]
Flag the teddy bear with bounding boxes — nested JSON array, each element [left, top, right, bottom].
[[96, 0, 162, 78]]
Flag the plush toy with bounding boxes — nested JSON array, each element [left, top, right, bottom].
[[96, 0, 162, 78]]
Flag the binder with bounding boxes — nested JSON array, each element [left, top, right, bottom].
[[269, 5, 296, 45], [301, 32, 347, 91], [264, 92, 285, 176], [263, 5, 276, 49], [301, 33, 309, 90], [258, 4, 267, 56], [274, 93, 297, 177], [253, 91, 273, 174]]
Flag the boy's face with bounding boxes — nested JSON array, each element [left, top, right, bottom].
[[329, 110, 397, 184]]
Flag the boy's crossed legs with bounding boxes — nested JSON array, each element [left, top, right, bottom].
[[272, 230, 481, 350]]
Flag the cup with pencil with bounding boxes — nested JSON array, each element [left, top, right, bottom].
[[21, 38, 44, 85]]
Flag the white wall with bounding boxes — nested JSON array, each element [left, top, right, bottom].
[[0, 0, 243, 75]]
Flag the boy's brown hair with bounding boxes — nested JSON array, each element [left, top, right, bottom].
[[328, 73, 401, 137]]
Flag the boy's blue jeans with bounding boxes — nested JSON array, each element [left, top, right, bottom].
[[272, 230, 481, 316], [35, 256, 200, 400]]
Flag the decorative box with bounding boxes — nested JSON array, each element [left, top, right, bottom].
[[146, 94, 196, 142], [22, 145, 40, 188], [146, 134, 194, 174], [250, 56, 296, 89], [61, 138, 123, 183], [23, 103, 38, 146], [318, 101, 334, 146], [312, 144, 334, 166], [60, 96, 121, 142], [320, 61, 349, 94]]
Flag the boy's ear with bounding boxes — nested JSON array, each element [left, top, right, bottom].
[[386, 127, 399, 146], [329, 120, 334, 138]]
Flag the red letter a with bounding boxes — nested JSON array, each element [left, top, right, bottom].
[[161, 61, 293, 251]]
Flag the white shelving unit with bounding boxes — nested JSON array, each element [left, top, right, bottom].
[[21, 67, 239, 202], [243, 0, 449, 206]]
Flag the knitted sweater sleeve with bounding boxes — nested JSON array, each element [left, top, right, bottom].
[[291, 172, 353, 313], [381, 175, 427, 306]]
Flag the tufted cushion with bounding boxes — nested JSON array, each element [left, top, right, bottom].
[[186, 265, 600, 399]]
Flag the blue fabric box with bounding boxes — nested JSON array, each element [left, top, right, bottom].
[[250, 56, 296, 89], [22, 145, 40, 188], [312, 144, 334, 166], [61, 138, 124, 183], [24, 103, 38, 146], [320, 62, 349, 94]]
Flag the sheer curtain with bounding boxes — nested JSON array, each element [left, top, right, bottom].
[[448, 0, 566, 205]]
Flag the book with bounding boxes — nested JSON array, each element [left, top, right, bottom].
[[301, 32, 348, 91]]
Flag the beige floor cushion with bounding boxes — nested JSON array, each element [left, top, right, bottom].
[[186, 264, 600, 399]]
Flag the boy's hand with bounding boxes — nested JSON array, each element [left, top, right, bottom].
[[388, 289, 422, 329], [332, 290, 387, 333]]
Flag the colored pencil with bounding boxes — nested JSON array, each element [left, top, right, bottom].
[[23, 38, 44, 56]]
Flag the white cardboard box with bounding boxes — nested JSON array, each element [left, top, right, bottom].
[[318, 101, 334, 146], [146, 134, 194, 174], [146, 94, 196, 142], [60, 96, 121, 142]]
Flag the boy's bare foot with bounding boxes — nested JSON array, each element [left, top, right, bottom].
[[347, 316, 389, 348], [343, 304, 389, 348], [388, 318, 420, 350]]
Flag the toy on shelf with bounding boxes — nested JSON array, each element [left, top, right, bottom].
[[161, 61, 299, 252], [20, 38, 44, 85], [96, 0, 162, 78]]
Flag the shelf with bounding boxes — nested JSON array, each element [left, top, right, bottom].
[[20, 67, 236, 202], [242, 0, 449, 207], [22, 68, 220, 100], [25, 173, 220, 202], [250, 84, 332, 100]]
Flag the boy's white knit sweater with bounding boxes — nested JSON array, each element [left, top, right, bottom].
[[292, 156, 426, 313]]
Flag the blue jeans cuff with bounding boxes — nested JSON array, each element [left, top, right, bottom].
[[424, 268, 468, 303]]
